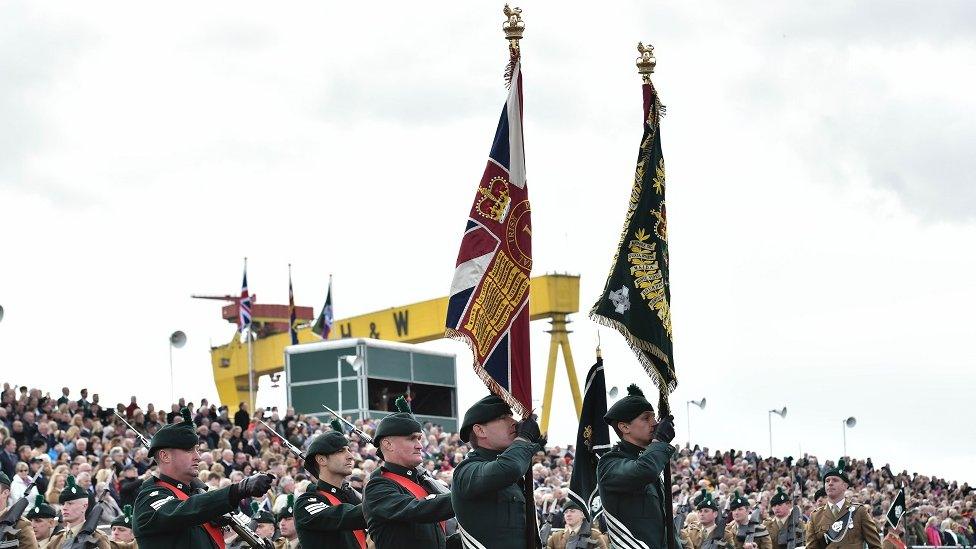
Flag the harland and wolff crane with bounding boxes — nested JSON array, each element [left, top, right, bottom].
[[195, 273, 584, 431]]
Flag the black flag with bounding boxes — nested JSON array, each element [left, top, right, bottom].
[[568, 355, 611, 522], [886, 488, 907, 529]]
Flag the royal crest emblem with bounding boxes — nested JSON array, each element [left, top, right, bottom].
[[609, 285, 630, 314], [476, 176, 512, 223]]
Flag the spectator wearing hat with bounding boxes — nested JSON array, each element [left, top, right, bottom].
[[110, 504, 138, 548], [363, 396, 455, 549], [25, 493, 58, 546], [726, 491, 771, 549], [0, 471, 39, 547], [451, 394, 544, 549], [46, 474, 111, 548], [545, 499, 607, 549], [294, 419, 368, 549], [597, 384, 677, 549], [805, 459, 881, 549]]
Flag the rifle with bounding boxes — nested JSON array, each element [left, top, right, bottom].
[[114, 411, 271, 548], [673, 493, 692, 533], [701, 502, 728, 549], [0, 469, 43, 536], [256, 419, 310, 475], [783, 483, 805, 549], [743, 506, 762, 547], [321, 404, 451, 495]]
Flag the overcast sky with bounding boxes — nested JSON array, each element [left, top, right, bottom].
[[2, 1, 974, 484]]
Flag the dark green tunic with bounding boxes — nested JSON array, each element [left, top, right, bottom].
[[596, 440, 676, 549], [362, 463, 454, 549], [133, 474, 236, 549], [294, 479, 367, 549], [451, 439, 539, 549]]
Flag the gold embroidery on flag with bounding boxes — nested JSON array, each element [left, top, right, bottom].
[[463, 253, 531, 358], [652, 158, 665, 195], [628, 229, 673, 339]]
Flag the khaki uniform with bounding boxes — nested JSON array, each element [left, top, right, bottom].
[[725, 521, 773, 549], [109, 541, 139, 549], [680, 523, 735, 549], [804, 500, 881, 549], [1, 517, 38, 548], [545, 524, 608, 549], [47, 523, 112, 549], [273, 538, 301, 549], [765, 516, 794, 549]]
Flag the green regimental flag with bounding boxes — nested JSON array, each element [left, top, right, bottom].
[[590, 62, 676, 404]]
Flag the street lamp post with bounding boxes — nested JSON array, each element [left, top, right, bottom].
[[842, 416, 857, 457], [768, 406, 787, 457], [686, 398, 706, 443], [168, 331, 187, 403]]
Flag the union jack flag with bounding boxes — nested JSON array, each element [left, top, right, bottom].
[[446, 59, 532, 416], [239, 261, 252, 333]]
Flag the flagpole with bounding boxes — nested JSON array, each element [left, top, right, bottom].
[[246, 257, 255, 411]]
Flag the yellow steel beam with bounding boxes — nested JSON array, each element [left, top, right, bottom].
[[210, 274, 580, 409]]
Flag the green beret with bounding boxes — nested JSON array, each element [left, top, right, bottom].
[[147, 407, 198, 456], [460, 394, 513, 443], [695, 489, 718, 511], [0, 472, 10, 488], [59, 475, 90, 504], [604, 385, 655, 428], [771, 486, 790, 506], [823, 457, 851, 486], [26, 494, 57, 519], [304, 420, 350, 476], [374, 396, 423, 460], [250, 501, 276, 524], [277, 494, 296, 520], [729, 490, 749, 511], [563, 499, 586, 514], [814, 487, 826, 500], [110, 505, 134, 528]]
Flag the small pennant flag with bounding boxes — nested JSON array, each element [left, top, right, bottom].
[[313, 275, 334, 340], [886, 488, 907, 529], [568, 354, 611, 523], [288, 265, 299, 345]]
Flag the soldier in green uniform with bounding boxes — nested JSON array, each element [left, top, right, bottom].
[[46, 474, 112, 548], [725, 491, 771, 549], [0, 471, 39, 548], [25, 494, 58, 548], [451, 394, 544, 549], [294, 420, 368, 549], [109, 505, 138, 549], [132, 408, 275, 549], [596, 384, 677, 549], [804, 459, 881, 549], [363, 396, 455, 549], [273, 495, 299, 549]]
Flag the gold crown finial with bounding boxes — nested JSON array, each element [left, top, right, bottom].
[[503, 4, 525, 50], [636, 42, 656, 83]]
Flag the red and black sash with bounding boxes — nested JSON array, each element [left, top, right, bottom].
[[317, 490, 367, 549], [155, 480, 226, 549], [380, 470, 447, 533]]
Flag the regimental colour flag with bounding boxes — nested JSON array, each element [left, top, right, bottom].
[[590, 71, 677, 404], [446, 59, 532, 415], [239, 260, 252, 333], [886, 488, 907, 529], [288, 266, 299, 345], [312, 275, 334, 340], [569, 354, 612, 523]]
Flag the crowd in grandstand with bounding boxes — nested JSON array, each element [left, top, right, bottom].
[[1, 383, 974, 546]]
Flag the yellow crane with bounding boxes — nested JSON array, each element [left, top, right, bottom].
[[205, 273, 583, 431]]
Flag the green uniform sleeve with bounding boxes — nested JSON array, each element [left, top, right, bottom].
[[363, 477, 454, 523], [597, 441, 674, 491], [134, 485, 236, 534], [294, 493, 367, 532], [454, 440, 537, 498]]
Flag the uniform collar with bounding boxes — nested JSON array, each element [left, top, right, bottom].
[[157, 473, 191, 493], [617, 439, 645, 456], [471, 447, 503, 460], [382, 462, 420, 482], [316, 479, 343, 495]]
